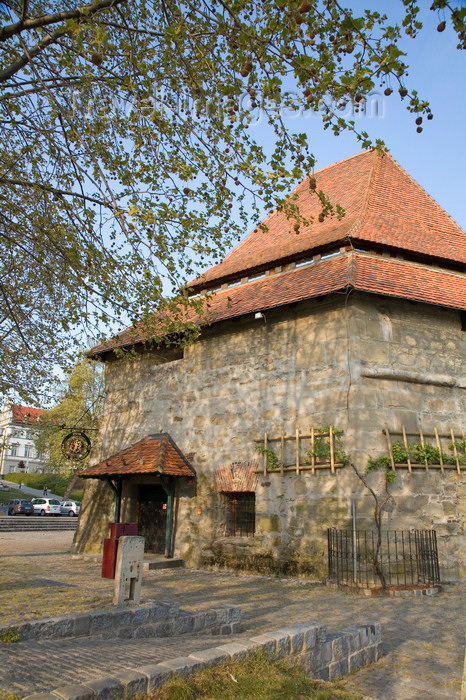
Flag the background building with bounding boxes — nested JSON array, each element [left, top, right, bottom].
[[0, 402, 46, 475]]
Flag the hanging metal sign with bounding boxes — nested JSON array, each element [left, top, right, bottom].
[[61, 431, 91, 460]]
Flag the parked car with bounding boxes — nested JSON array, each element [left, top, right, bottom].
[[60, 500, 81, 517], [31, 497, 62, 516], [7, 499, 34, 516]]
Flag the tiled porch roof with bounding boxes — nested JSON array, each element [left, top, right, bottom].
[[78, 434, 195, 479]]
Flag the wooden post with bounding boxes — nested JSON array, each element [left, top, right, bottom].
[[263, 432, 268, 475], [296, 428, 300, 475], [384, 425, 396, 471], [402, 425, 412, 473], [434, 427, 444, 475], [280, 430, 284, 476], [330, 426, 335, 474], [419, 427, 428, 471], [311, 427, 315, 475], [450, 429, 461, 474]]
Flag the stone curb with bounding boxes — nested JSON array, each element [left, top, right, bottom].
[[22, 621, 382, 700], [0, 602, 241, 643]]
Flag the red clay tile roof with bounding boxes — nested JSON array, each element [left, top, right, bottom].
[[90, 252, 466, 356], [78, 434, 195, 478], [189, 150, 466, 290], [11, 405, 44, 423]]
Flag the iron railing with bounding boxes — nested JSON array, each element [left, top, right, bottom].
[[328, 528, 440, 588]]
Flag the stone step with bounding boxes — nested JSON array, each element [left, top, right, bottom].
[[143, 557, 184, 570], [0, 515, 78, 531]]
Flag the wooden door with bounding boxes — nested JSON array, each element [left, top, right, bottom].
[[137, 484, 167, 554]]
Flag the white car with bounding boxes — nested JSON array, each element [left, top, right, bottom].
[[60, 500, 81, 517], [32, 497, 62, 516]]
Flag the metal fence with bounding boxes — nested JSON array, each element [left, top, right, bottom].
[[327, 528, 440, 588]]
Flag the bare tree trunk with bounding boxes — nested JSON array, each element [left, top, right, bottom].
[[350, 463, 393, 589]]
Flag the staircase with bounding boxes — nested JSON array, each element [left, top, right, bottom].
[[0, 515, 78, 531]]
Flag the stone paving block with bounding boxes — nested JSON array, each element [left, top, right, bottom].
[[329, 632, 349, 661], [188, 648, 229, 666], [264, 631, 291, 658], [348, 647, 369, 672], [215, 642, 253, 661], [177, 613, 194, 634], [136, 664, 172, 691], [226, 606, 241, 623], [314, 666, 330, 681], [340, 626, 363, 652], [214, 608, 228, 625], [159, 656, 205, 677], [133, 623, 158, 639], [249, 633, 278, 655], [111, 609, 132, 629], [116, 626, 133, 639], [23, 694, 63, 700], [131, 607, 150, 625], [51, 684, 96, 700], [274, 626, 304, 653], [112, 669, 148, 696], [305, 640, 333, 671], [149, 603, 169, 622], [88, 612, 114, 634], [192, 612, 206, 632], [83, 677, 124, 700], [69, 614, 90, 638], [328, 658, 349, 681], [367, 621, 382, 641]]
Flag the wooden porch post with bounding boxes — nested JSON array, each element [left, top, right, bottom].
[[105, 477, 123, 522], [159, 476, 175, 558]]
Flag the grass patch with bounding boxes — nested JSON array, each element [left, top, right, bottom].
[[146, 652, 361, 700], [3, 473, 84, 499], [1, 628, 20, 643], [0, 486, 27, 504]]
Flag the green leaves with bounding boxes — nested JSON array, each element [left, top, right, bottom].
[[0, 0, 464, 401]]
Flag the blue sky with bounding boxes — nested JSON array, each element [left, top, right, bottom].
[[247, 3, 466, 233]]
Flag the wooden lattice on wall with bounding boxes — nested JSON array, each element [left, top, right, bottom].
[[253, 427, 346, 476], [383, 424, 465, 474]]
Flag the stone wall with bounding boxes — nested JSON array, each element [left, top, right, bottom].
[[75, 292, 465, 580]]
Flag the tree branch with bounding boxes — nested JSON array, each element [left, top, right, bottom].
[[0, 0, 125, 43]]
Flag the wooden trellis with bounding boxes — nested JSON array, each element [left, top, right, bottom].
[[383, 424, 465, 474], [253, 427, 345, 476]]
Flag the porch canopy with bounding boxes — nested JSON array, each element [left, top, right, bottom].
[[78, 433, 195, 556]]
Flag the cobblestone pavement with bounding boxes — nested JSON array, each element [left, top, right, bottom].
[[0, 532, 464, 699]]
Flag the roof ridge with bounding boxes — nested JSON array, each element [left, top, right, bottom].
[[345, 149, 381, 242], [199, 150, 376, 275]]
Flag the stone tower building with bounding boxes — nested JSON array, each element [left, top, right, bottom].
[[75, 150, 466, 581]]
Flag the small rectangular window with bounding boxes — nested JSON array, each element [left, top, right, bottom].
[[223, 492, 255, 537]]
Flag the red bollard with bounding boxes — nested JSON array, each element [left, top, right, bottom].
[[101, 522, 138, 579]]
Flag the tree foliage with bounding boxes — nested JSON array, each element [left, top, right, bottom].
[[34, 357, 104, 474], [1, 0, 465, 402]]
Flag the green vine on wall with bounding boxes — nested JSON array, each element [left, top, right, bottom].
[[304, 426, 350, 465], [255, 444, 279, 470], [368, 437, 466, 469]]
